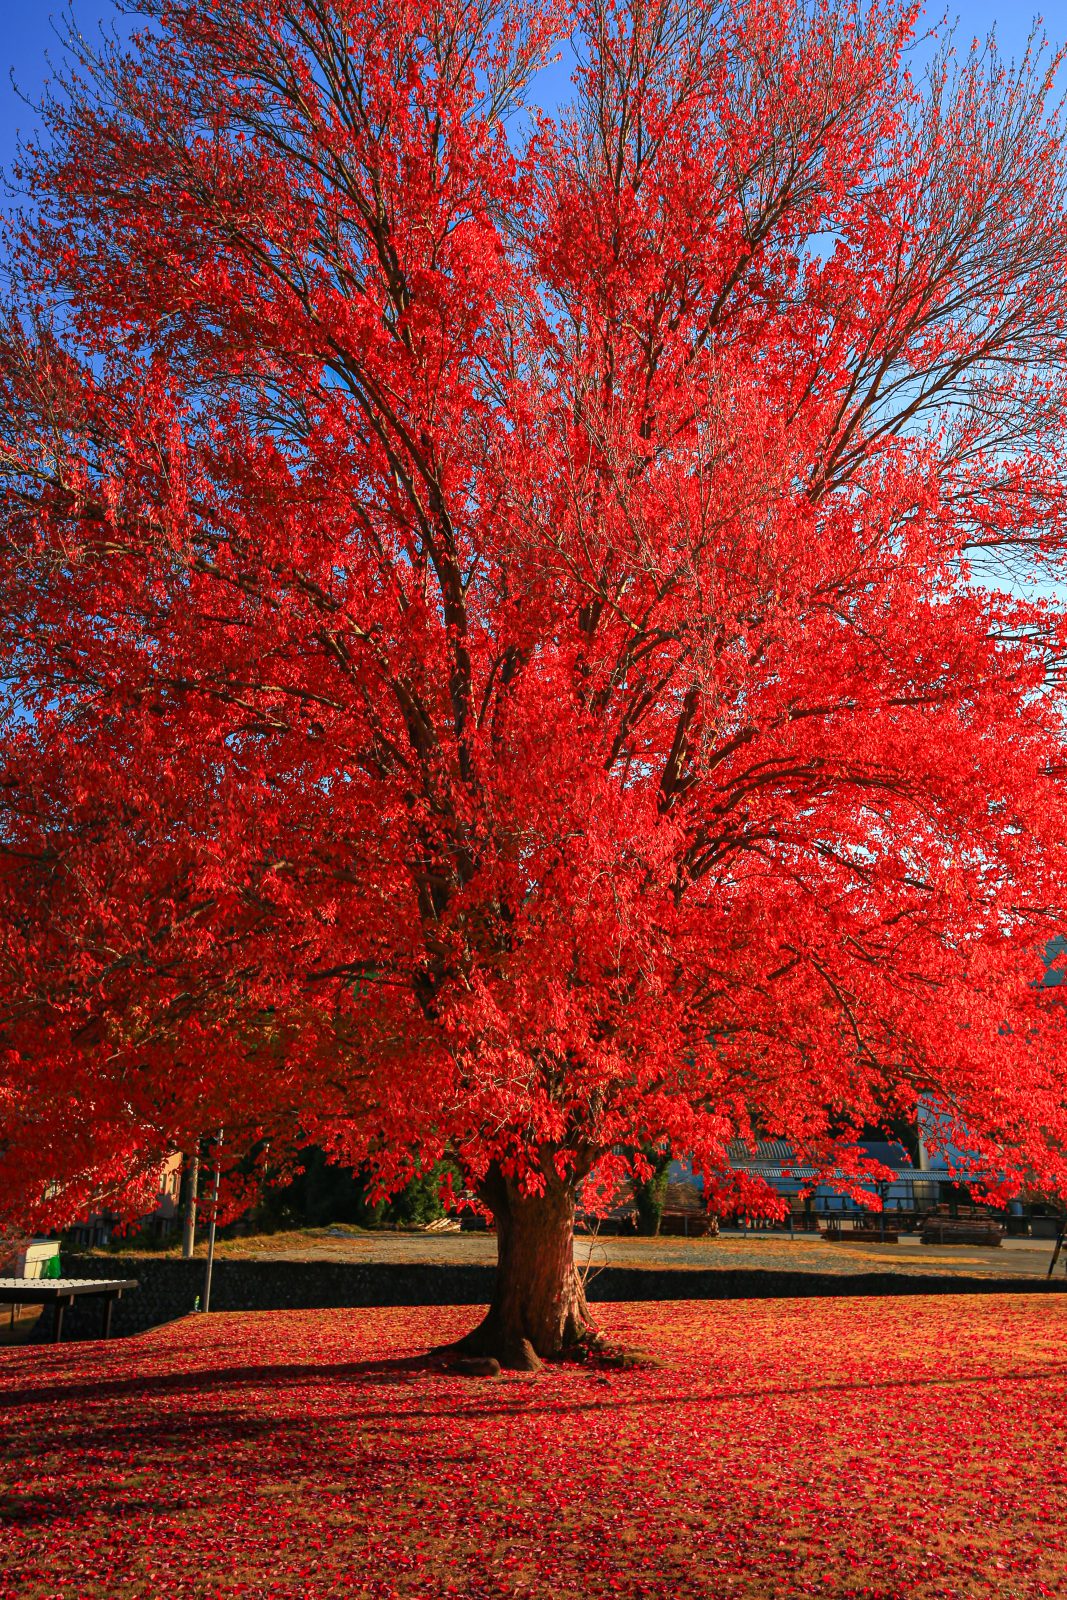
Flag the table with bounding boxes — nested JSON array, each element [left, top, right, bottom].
[[0, 1277, 139, 1343]]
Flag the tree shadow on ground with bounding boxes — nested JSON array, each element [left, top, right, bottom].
[[0, 1352, 458, 1409], [1, 1354, 1064, 1414]]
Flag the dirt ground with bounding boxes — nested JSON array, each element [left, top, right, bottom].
[[111, 1221, 1063, 1279], [0, 1305, 43, 1349]]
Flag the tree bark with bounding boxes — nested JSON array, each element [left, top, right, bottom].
[[181, 1151, 199, 1259], [447, 1164, 596, 1369]]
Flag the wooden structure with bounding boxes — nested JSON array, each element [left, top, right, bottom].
[[659, 1209, 718, 1238], [0, 1277, 138, 1343], [921, 1219, 1003, 1247], [824, 1218, 900, 1244]]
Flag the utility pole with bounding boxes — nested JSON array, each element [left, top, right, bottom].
[[202, 1129, 223, 1314], [181, 1150, 199, 1259]]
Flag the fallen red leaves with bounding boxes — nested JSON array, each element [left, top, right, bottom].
[[1, 1296, 1064, 1599]]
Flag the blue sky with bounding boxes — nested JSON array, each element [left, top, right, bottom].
[[0, 3, 1062, 176]]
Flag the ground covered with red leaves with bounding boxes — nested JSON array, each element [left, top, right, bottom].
[[1, 1296, 1064, 1599]]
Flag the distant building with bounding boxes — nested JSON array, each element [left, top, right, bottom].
[[669, 1136, 965, 1216], [67, 1153, 183, 1247]]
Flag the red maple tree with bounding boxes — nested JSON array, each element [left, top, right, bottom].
[[4, 0, 1067, 1364]]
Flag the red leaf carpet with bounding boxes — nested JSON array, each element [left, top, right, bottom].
[[1, 1297, 1064, 1599]]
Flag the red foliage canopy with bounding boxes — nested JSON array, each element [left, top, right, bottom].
[[3, 0, 1067, 1227]]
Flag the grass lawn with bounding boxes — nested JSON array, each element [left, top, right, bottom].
[[0, 1296, 1064, 1599]]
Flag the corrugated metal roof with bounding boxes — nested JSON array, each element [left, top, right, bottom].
[[689, 1140, 986, 1189], [730, 1162, 820, 1181], [726, 1138, 915, 1164], [730, 1162, 960, 1185], [725, 1138, 794, 1162]]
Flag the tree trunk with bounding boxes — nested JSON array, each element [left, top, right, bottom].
[[447, 1166, 596, 1370], [181, 1151, 199, 1259]]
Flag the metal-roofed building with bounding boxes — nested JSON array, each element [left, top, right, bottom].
[[670, 1139, 963, 1215]]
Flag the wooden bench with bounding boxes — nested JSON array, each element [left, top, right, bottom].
[[824, 1222, 900, 1244], [659, 1210, 718, 1238], [921, 1220, 1003, 1247], [0, 1277, 138, 1342]]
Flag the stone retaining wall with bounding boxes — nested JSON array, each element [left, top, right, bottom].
[[26, 1254, 1067, 1343]]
